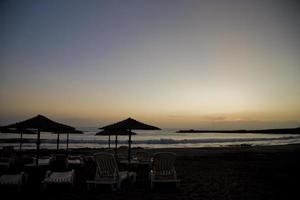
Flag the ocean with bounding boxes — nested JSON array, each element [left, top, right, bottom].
[[1, 127, 300, 149]]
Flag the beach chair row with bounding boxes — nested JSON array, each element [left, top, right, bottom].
[[0, 152, 180, 191]]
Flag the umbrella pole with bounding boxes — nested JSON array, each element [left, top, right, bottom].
[[128, 129, 132, 162], [115, 135, 118, 156], [67, 133, 69, 155], [108, 135, 111, 149], [56, 133, 60, 152], [20, 131, 23, 151], [36, 129, 40, 166]]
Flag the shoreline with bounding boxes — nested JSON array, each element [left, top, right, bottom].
[[71, 143, 300, 155], [5, 143, 300, 157]]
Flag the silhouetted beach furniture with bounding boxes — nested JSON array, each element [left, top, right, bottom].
[[67, 155, 85, 168], [50, 154, 68, 171], [117, 145, 129, 160], [97, 130, 118, 150], [104, 148, 115, 154], [136, 150, 151, 164], [3, 115, 76, 165], [43, 154, 75, 189], [100, 117, 160, 162], [0, 171, 27, 192], [0, 157, 12, 171], [0, 146, 17, 171], [96, 129, 137, 156], [51, 129, 83, 153], [1, 127, 36, 151], [43, 170, 75, 189], [86, 152, 136, 191], [1, 146, 15, 158], [16, 129, 35, 151], [150, 152, 180, 189], [24, 156, 51, 167]]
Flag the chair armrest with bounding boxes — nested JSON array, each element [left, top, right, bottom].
[[114, 169, 118, 180], [149, 170, 154, 180], [173, 168, 177, 179], [70, 169, 75, 185], [45, 170, 52, 179]]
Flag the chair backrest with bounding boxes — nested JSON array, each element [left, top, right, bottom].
[[1, 146, 15, 158], [117, 146, 128, 159], [136, 151, 150, 162], [152, 152, 176, 177], [51, 154, 68, 171], [105, 148, 115, 154], [94, 152, 119, 180]]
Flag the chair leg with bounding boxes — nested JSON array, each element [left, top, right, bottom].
[[86, 183, 95, 191], [117, 181, 121, 190], [176, 181, 180, 188], [43, 182, 47, 190], [17, 184, 22, 192], [150, 181, 154, 189], [130, 173, 136, 183], [112, 183, 117, 191]]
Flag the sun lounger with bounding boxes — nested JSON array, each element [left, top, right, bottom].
[[136, 151, 151, 164], [24, 156, 51, 167], [0, 157, 14, 170], [42, 154, 75, 189], [149, 152, 180, 189], [0, 147, 17, 171], [43, 170, 75, 188], [86, 152, 136, 191], [68, 155, 84, 165], [0, 171, 27, 192]]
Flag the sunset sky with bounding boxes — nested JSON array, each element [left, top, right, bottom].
[[1, 0, 300, 129]]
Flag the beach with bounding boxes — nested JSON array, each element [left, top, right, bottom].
[[1, 144, 299, 200], [2, 1, 300, 199]]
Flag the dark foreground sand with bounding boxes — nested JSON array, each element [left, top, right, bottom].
[[1, 144, 300, 200]]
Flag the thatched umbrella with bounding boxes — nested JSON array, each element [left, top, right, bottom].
[[100, 118, 160, 161], [4, 115, 75, 165], [0, 127, 36, 151], [96, 129, 136, 155], [64, 129, 83, 153], [51, 129, 83, 152]]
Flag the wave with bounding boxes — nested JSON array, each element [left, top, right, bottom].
[[44, 135, 300, 145]]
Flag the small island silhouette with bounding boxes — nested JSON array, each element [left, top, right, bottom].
[[177, 127, 300, 134]]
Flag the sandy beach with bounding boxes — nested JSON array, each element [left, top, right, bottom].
[[1, 144, 299, 200]]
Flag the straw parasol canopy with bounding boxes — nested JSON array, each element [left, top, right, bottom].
[[100, 117, 160, 161], [4, 115, 76, 165], [0, 126, 36, 134], [96, 129, 136, 154]]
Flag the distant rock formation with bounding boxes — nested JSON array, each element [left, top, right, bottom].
[[177, 127, 300, 134]]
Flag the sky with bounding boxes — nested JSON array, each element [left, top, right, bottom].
[[1, 0, 300, 129]]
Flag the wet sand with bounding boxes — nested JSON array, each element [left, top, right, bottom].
[[1, 144, 300, 200]]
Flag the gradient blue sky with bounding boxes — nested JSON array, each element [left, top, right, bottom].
[[1, 0, 300, 129]]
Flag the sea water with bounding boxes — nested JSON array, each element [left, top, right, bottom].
[[1, 127, 300, 149]]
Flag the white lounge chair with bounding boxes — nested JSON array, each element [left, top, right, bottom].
[[43, 169, 75, 188], [149, 152, 180, 189], [0, 156, 14, 170], [0, 171, 27, 192], [67, 155, 84, 167], [43, 154, 75, 189], [86, 152, 136, 191]]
